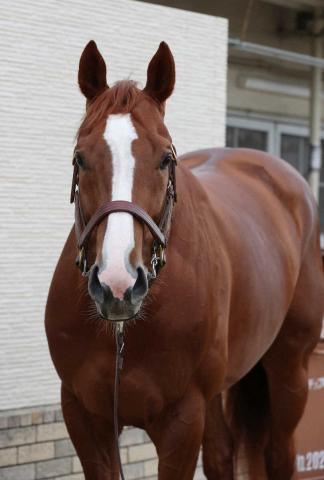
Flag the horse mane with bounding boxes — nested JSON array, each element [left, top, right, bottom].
[[77, 80, 140, 137]]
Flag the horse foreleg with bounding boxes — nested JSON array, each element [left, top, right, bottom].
[[202, 393, 234, 480], [147, 386, 205, 480], [61, 384, 119, 480]]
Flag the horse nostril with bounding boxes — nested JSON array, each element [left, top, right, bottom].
[[131, 266, 148, 304], [102, 283, 113, 303], [89, 264, 115, 304], [88, 264, 105, 304]]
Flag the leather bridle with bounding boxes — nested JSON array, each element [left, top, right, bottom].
[[70, 145, 178, 279]]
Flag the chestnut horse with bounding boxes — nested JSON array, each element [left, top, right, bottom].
[[45, 40, 324, 480]]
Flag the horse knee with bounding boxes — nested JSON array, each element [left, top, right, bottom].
[[202, 394, 234, 480]]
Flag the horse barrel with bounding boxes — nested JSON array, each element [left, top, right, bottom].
[[295, 312, 324, 479]]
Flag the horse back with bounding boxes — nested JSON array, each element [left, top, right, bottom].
[[180, 147, 318, 254]]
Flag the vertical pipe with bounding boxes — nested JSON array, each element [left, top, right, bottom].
[[241, 0, 254, 41], [308, 8, 323, 203]]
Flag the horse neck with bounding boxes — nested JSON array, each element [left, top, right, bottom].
[[141, 163, 218, 318], [170, 163, 212, 247]]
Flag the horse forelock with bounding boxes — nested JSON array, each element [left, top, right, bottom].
[[77, 80, 140, 138]]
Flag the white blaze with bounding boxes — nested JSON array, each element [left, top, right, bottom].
[[99, 113, 138, 299]]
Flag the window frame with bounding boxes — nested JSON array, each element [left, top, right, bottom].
[[226, 116, 275, 154]]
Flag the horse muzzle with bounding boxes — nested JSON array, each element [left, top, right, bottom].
[[88, 264, 148, 321]]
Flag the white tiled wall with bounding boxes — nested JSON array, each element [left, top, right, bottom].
[[0, 0, 227, 409]]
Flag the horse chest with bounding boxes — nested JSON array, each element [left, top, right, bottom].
[[73, 361, 169, 427], [72, 339, 204, 427]]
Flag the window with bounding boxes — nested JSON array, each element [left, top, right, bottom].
[[226, 117, 273, 152], [280, 134, 310, 177], [226, 126, 267, 151]]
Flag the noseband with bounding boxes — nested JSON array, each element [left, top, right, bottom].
[[70, 145, 178, 278]]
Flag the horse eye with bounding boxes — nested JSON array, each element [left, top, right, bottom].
[[160, 153, 172, 170], [74, 151, 85, 169]]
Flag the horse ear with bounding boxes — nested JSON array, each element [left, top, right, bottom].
[[144, 42, 175, 105], [78, 40, 108, 101]]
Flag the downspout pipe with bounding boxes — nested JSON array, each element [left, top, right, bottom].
[[308, 8, 323, 203]]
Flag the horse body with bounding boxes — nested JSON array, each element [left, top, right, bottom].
[[46, 41, 324, 480], [183, 147, 323, 479], [184, 147, 320, 382]]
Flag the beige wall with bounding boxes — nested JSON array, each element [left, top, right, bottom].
[[227, 64, 318, 122]]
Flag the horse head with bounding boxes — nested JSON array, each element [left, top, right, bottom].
[[73, 40, 176, 322]]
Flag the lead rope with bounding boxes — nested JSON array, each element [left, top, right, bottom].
[[114, 322, 126, 480]]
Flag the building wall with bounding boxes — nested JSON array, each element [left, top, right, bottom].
[[139, 0, 318, 55], [0, 0, 227, 409], [227, 60, 324, 127], [227, 64, 314, 122]]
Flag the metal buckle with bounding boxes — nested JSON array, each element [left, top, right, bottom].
[[82, 258, 88, 277], [151, 249, 158, 279], [158, 245, 166, 267], [166, 179, 173, 197], [150, 243, 166, 279], [75, 247, 89, 277], [75, 247, 84, 267]]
